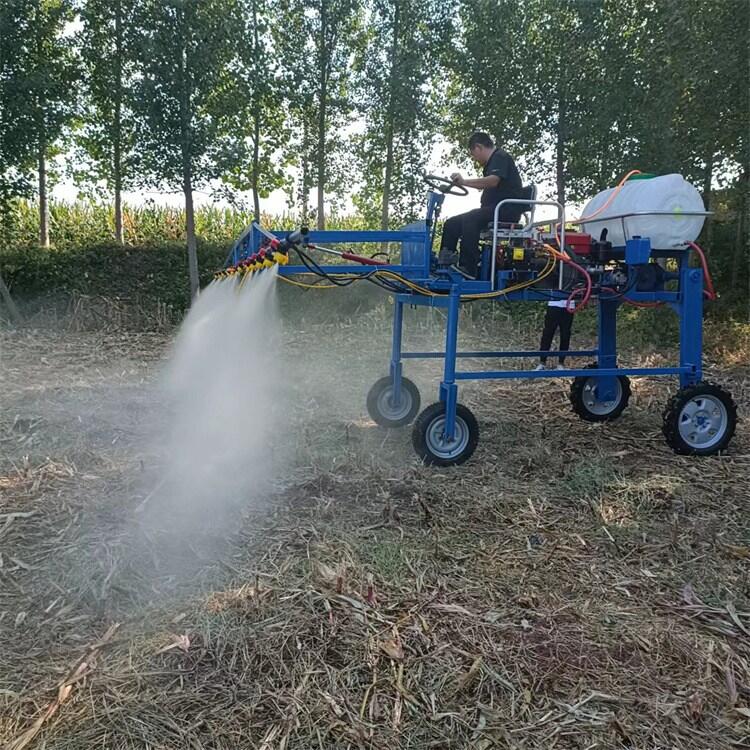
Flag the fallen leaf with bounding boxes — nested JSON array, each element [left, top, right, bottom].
[[722, 543, 750, 560], [725, 603, 750, 637], [430, 603, 474, 617], [457, 656, 483, 692], [726, 661, 738, 707], [686, 692, 704, 722], [379, 638, 404, 661], [313, 561, 339, 588], [155, 633, 190, 655]]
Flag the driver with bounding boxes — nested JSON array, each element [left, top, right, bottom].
[[438, 132, 523, 278]]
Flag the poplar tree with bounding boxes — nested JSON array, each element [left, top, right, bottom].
[[0, 0, 77, 247], [133, 0, 241, 299], [76, 0, 138, 244]]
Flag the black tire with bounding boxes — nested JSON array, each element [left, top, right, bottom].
[[569, 363, 631, 422], [662, 382, 737, 456], [412, 402, 479, 467], [366, 376, 421, 428]]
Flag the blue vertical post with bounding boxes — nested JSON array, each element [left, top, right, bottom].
[[390, 299, 404, 401], [679, 255, 703, 387], [597, 299, 619, 401], [440, 286, 461, 438], [251, 224, 262, 255]]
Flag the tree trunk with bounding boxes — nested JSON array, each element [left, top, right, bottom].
[[730, 170, 748, 293], [114, 173, 123, 244], [251, 114, 261, 220], [250, 0, 261, 221], [33, 0, 49, 248], [555, 64, 566, 207], [184, 167, 199, 300], [301, 113, 313, 221], [177, 15, 199, 301], [316, 0, 328, 230], [113, 0, 124, 245], [38, 141, 49, 247], [702, 152, 714, 250], [0, 270, 24, 325], [380, 2, 400, 233]]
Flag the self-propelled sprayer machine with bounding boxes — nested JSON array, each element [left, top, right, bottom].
[[217, 172, 737, 466]]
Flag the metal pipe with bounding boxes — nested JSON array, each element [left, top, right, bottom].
[[491, 199, 564, 290]]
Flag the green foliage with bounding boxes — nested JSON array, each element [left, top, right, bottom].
[[277, 0, 365, 224], [73, 0, 138, 198], [0, 241, 228, 311], [0, 0, 78, 202], [131, 0, 242, 191], [352, 0, 454, 227], [221, 0, 292, 218], [446, 0, 749, 204]]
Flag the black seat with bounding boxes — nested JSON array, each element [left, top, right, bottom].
[[515, 184, 536, 216], [485, 184, 537, 230]]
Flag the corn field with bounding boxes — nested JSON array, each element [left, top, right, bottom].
[[0, 200, 371, 250]]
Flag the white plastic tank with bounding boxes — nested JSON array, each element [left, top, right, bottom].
[[581, 174, 706, 249]]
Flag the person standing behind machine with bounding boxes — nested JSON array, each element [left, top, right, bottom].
[[438, 132, 523, 278], [536, 299, 575, 370]]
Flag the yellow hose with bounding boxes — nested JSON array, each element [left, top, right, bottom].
[[276, 244, 557, 300]]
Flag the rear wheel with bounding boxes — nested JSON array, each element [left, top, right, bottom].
[[570, 363, 631, 422], [662, 382, 737, 455], [412, 402, 479, 467], [366, 376, 420, 428]]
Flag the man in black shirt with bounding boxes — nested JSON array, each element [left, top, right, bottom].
[[438, 132, 523, 277]]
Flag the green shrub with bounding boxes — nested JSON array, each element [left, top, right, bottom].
[[1, 241, 229, 313]]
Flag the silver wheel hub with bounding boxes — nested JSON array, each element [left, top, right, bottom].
[[377, 385, 412, 421], [582, 377, 622, 415], [678, 395, 727, 449], [426, 415, 469, 459]]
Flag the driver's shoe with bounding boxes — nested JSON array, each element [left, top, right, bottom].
[[437, 247, 458, 266]]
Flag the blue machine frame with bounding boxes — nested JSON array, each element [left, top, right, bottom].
[[224, 187, 729, 462]]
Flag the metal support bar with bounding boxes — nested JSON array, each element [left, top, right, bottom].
[[453, 366, 686, 380], [389, 300, 404, 401], [403, 349, 598, 360], [439, 287, 461, 439], [679, 257, 703, 387], [597, 298, 619, 401]]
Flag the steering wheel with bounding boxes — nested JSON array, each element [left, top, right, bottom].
[[424, 174, 469, 196]]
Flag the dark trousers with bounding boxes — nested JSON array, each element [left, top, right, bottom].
[[540, 306, 573, 364], [440, 206, 496, 273]]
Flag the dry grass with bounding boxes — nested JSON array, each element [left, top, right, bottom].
[[0, 304, 749, 749]]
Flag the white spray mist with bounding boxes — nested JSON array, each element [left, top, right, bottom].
[[145, 268, 286, 533]]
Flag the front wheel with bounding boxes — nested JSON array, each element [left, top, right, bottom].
[[366, 376, 421, 428], [662, 382, 737, 455], [412, 402, 479, 467], [570, 364, 631, 422]]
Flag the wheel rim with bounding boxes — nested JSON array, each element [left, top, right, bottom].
[[377, 385, 413, 421], [582, 377, 623, 416], [678, 394, 728, 449], [425, 414, 470, 460]]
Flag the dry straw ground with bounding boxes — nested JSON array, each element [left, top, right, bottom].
[[1, 298, 748, 749]]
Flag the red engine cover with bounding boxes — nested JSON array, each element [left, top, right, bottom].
[[563, 232, 593, 255]]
